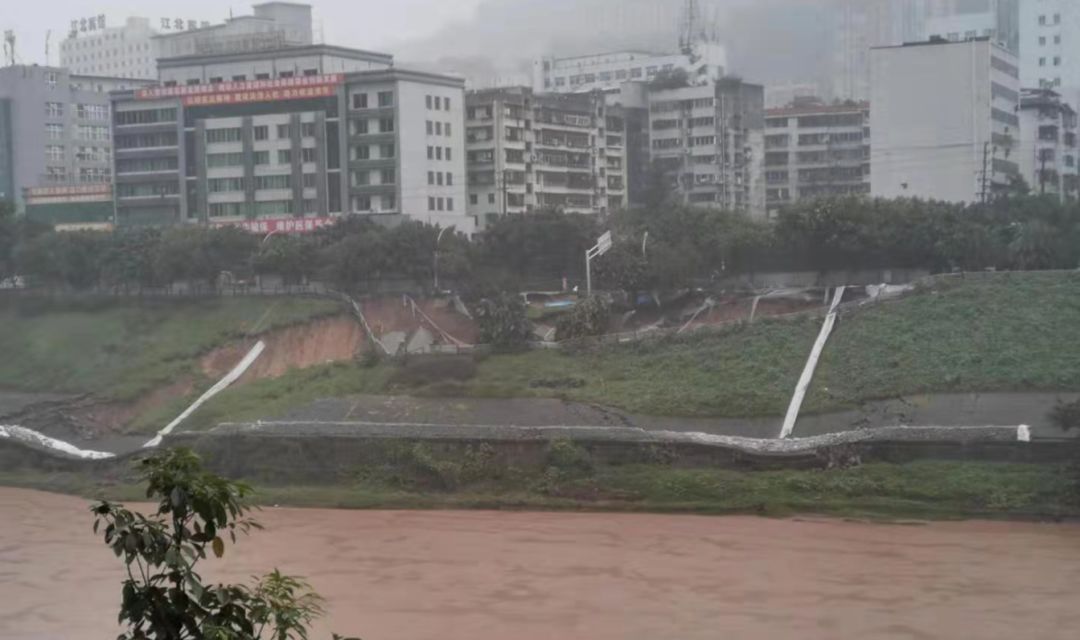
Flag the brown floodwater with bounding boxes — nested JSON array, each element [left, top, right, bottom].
[[2, 487, 1079, 640]]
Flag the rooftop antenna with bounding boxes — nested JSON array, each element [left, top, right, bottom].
[[679, 0, 699, 56]]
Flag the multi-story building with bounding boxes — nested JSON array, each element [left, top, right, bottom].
[[1017, 88, 1078, 202], [0, 65, 151, 224], [110, 45, 474, 234], [763, 99, 870, 215], [1019, 0, 1080, 112], [464, 87, 626, 229], [870, 38, 1021, 203], [155, 2, 314, 60], [647, 78, 766, 217], [59, 3, 312, 82], [922, 0, 1020, 54], [829, 0, 925, 101], [60, 17, 168, 80], [532, 45, 726, 96]]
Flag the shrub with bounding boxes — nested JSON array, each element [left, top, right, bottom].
[[474, 292, 532, 350], [555, 296, 611, 340], [1049, 399, 1080, 431], [388, 355, 477, 388]]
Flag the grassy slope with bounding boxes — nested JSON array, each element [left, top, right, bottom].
[[2, 460, 1075, 521], [0, 297, 343, 401], [808, 272, 1080, 412]]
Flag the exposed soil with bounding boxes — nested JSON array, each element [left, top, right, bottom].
[[361, 296, 478, 346], [69, 377, 196, 436], [201, 314, 367, 383]]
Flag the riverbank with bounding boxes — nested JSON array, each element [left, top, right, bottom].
[[3, 486, 1079, 640]]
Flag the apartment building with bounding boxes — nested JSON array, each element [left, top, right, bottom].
[[0, 65, 151, 224], [1017, 88, 1078, 202], [923, 0, 1020, 53], [1020, 0, 1080, 111], [155, 2, 314, 60], [532, 45, 726, 95], [870, 38, 1021, 203], [465, 87, 626, 229], [647, 78, 766, 217], [763, 100, 870, 215], [110, 45, 473, 234], [60, 17, 167, 80]]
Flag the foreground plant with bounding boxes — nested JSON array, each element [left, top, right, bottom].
[[91, 448, 358, 640]]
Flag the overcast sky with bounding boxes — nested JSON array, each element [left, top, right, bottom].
[[0, 0, 486, 66]]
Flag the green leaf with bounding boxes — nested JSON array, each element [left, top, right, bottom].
[[212, 536, 225, 559]]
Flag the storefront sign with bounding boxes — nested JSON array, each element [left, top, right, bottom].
[[212, 217, 336, 234], [136, 74, 345, 101]]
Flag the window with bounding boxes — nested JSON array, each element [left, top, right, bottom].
[[488, 193, 496, 204], [470, 193, 478, 205], [253, 151, 271, 165], [255, 201, 293, 216], [445, 123, 452, 137], [436, 147, 443, 160], [428, 171, 435, 185], [428, 146, 434, 160], [443, 97, 450, 110], [206, 152, 243, 168], [353, 170, 370, 186], [446, 173, 453, 186], [427, 120, 434, 135], [115, 132, 177, 149], [254, 174, 291, 190], [115, 108, 176, 125], [45, 123, 64, 140], [232, 75, 247, 82], [1055, 35, 1061, 45], [380, 168, 396, 184], [437, 172, 444, 186], [380, 143, 395, 158], [378, 91, 394, 107], [209, 77, 223, 84], [254, 125, 269, 141], [445, 148, 452, 161], [278, 149, 292, 164], [301, 122, 316, 137], [434, 97, 441, 111], [1054, 14, 1061, 25], [1055, 57, 1062, 66], [1039, 15, 1046, 26], [1040, 37, 1047, 46], [353, 93, 368, 109], [301, 148, 318, 163], [207, 128, 242, 143], [351, 119, 369, 135], [279, 71, 294, 79], [379, 118, 394, 133], [303, 69, 318, 77], [256, 73, 270, 80], [1040, 57, 1047, 67], [208, 177, 245, 193], [45, 102, 64, 118], [446, 197, 454, 212], [383, 194, 396, 210], [353, 145, 370, 160], [426, 95, 433, 109], [277, 124, 291, 139], [46, 145, 64, 162]]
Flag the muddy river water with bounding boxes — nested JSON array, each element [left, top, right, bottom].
[[2, 487, 1079, 640]]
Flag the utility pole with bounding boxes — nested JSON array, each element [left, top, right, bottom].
[[1038, 149, 1048, 196], [979, 141, 992, 203]]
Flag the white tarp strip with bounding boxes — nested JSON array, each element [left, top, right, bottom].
[[0, 424, 116, 459], [142, 340, 266, 449], [779, 286, 847, 439]]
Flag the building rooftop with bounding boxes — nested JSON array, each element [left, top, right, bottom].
[[766, 101, 869, 117], [156, 43, 394, 68]]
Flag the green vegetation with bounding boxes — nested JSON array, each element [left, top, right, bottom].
[[3, 457, 1076, 521], [0, 296, 342, 400], [182, 362, 391, 432], [809, 272, 1080, 411]]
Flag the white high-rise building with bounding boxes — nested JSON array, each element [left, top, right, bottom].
[[59, 17, 175, 80], [533, 45, 727, 96], [1020, 0, 1080, 112], [871, 38, 1022, 204], [922, 0, 1020, 53]]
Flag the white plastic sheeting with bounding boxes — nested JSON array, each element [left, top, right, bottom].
[[0, 424, 115, 460], [779, 286, 847, 439], [143, 340, 266, 449]]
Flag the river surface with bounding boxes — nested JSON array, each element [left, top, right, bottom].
[[2, 487, 1079, 640]]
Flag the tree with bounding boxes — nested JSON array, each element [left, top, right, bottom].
[[474, 292, 532, 350], [91, 448, 358, 640]]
